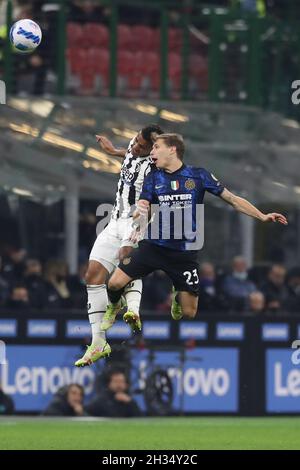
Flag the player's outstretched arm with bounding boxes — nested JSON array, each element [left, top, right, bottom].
[[220, 188, 288, 225], [130, 200, 150, 244], [95, 135, 127, 157]]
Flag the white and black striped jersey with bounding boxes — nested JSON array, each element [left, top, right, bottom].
[[111, 138, 153, 220]]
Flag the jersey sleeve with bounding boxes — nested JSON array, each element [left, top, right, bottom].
[[140, 171, 155, 203], [200, 168, 225, 196]]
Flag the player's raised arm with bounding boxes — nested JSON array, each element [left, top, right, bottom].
[[95, 135, 127, 158], [220, 188, 288, 225]]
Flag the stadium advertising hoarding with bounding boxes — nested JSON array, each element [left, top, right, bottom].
[[266, 348, 300, 413], [0, 345, 239, 413], [0, 345, 96, 412], [131, 348, 239, 413]]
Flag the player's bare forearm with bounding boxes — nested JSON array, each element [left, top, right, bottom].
[[133, 199, 150, 219], [95, 135, 126, 157], [130, 200, 150, 244], [220, 188, 288, 225]]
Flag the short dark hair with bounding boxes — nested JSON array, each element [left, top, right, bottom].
[[141, 124, 164, 143], [156, 133, 185, 160]]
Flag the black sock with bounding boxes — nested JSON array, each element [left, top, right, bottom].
[[108, 288, 124, 304]]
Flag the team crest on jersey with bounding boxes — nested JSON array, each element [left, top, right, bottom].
[[123, 257, 131, 265], [171, 180, 179, 191], [185, 179, 195, 190]]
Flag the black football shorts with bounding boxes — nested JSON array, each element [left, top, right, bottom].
[[118, 240, 200, 295]]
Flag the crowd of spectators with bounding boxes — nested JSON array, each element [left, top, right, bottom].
[[1, 246, 300, 315], [43, 368, 141, 417]]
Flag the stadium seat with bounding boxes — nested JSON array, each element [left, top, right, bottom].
[[168, 28, 182, 52], [82, 24, 109, 48], [67, 47, 86, 75], [66, 23, 83, 47], [118, 50, 135, 76], [131, 25, 153, 52], [117, 24, 132, 50], [88, 48, 109, 85]]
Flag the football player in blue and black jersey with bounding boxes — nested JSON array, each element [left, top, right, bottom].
[[106, 133, 288, 330]]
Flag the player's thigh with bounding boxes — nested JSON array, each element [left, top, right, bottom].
[[108, 267, 134, 291], [85, 260, 109, 285], [89, 221, 120, 274]]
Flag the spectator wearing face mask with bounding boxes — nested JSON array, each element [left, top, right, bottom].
[[261, 264, 288, 313], [222, 256, 257, 312]]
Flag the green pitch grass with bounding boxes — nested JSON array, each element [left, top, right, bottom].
[[1, 417, 300, 450]]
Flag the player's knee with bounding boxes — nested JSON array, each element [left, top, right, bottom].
[[108, 277, 123, 291], [182, 306, 197, 319], [85, 262, 106, 285]]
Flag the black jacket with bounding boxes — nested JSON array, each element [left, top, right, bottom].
[[85, 390, 142, 418]]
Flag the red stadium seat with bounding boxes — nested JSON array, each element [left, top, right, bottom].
[[88, 48, 109, 77], [118, 50, 134, 77], [83, 24, 109, 48], [67, 23, 83, 47], [117, 24, 132, 50], [131, 25, 153, 52], [168, 28, 182, 52], [67, 48, 86, 75]]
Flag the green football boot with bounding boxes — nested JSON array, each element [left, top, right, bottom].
[[74, 342, 111, 367]]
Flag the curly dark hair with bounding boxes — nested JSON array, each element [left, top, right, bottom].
[[141, 124, 164, 143]]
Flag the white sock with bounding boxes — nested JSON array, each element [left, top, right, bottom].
[[124, 279, 142, 316], [87, 284, 108, 347]]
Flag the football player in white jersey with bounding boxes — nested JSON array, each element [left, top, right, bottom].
[[75, 124, 163, 367]]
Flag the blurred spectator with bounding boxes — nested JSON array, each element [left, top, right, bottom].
[[198, 262, 221, 312], [0, 257, 9, 306], [44, 259, 72, 308], [222, 256, 257, 311], [141, 271, 172, 311], [261, 264, 288, 312], [285, 267, 300, 313], [156, 292, 172, 313], [43, 384, 87, 416], [23, 258, 48, 308], [6, 285, 31, 310], [85, 368, 142, 417], [67, 261, 87, 309], [0, 383, 14, 415], [247, 291, 266, 315], [2, 248, 27, 284]]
